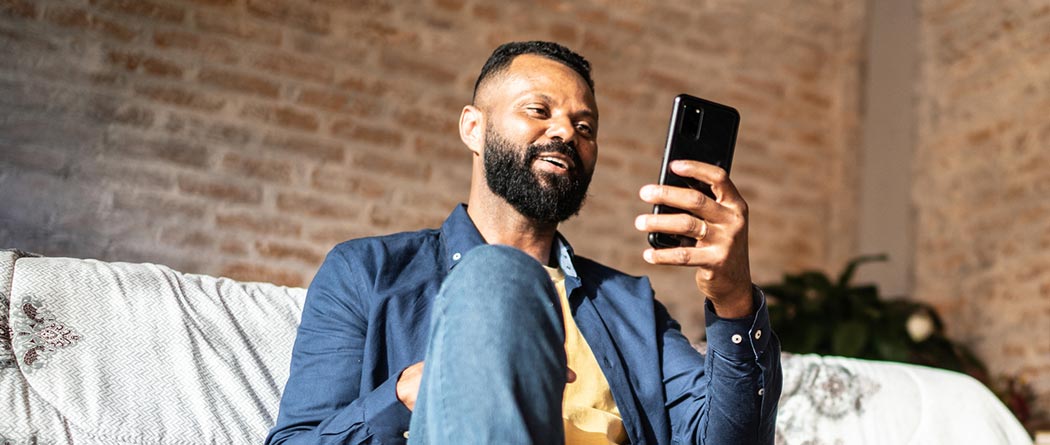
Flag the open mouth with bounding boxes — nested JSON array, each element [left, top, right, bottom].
[[537, 153, 575, 171]]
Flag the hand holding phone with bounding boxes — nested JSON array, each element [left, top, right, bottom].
[[648, 94, 739, 249], [636, 94, 753, 316]]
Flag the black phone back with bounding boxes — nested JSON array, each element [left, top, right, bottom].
[[648, 94, 740, 249]]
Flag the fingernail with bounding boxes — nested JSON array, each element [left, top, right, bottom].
[[643, 249, 654, 263], [634, 215, 646, 230], [640, 185, 655, 199]]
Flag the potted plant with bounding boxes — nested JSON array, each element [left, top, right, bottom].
[[762, 254, 1034, 428]]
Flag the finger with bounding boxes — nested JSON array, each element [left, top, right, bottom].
[[643, 247, 720, 266], [669, 160, 744, 207], [567, 367, 577, 384], [634, 213, 715, 242], [639, 184, 731, 223]]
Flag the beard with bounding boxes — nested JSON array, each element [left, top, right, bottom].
[[483, 125, 592, 225]]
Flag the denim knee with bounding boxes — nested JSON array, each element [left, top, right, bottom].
[[437, 244, 562, 328]]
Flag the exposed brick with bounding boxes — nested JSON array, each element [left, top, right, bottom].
[[220, 151, 294, 183], [252, 51, 335, 84], [412, 135, 468, 161], [306, 224, 370, 246], [185, 0, 237, 6], [215, 210, 302, 236], [348, 19, 420, 47], [220, 262, 304, 287], [0, 25, 55, 52], [642, 69, 692, 94], [198, 68, 280, 98], [368, 204, 441, 231], [1, 0, 35, 19], [241, 103, 319, 131], [159, 226, 215, 248], [89, 0, 185, 23], [297, 88, 348, 111], [86, 102, 155, 128], [0, 144, 69, 175], [350, 151, 430, 181], [287, 33, 369, 62], [393, 109, 456, 135], [737, 74, 787, 98], [106, 51, 183, 78], [471, 3, 499, 20], [194, 10, 282, 46], [548, 22, 577, 43], [336, 75, 388, 96], [262, 133, 345, 161], [254, 240, 323, 264], [177, 175, 262, 204], [103, 133, 211, 168], [379, 51, 456, 83], [153, 30, 238, 64], [219, 239, 248, 255], [331, 120, 403, 147], [112, 192, 207, 219], [44, 6, 137, 42], [206, 122, 254, 146], [79, 161, 177, 191], [276, 191, 365, 220], [246, 0, 330, 35], [310, 165, 388, 199], [432, 0, 464, 11], [135, 85, 225, 111]]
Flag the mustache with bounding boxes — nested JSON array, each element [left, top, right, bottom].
[[526, 139, 584, 172]]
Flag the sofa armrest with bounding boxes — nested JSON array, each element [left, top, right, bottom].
[[777, 353, 1032, 445]]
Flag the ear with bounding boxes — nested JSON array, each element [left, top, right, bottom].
[[459, 105, 484, 155]]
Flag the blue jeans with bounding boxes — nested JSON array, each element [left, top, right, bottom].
[[408, 245, 567, 445]]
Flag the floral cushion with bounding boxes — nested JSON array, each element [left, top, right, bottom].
[[4, 256, 305, 444], [776, 353, 1032, 445]]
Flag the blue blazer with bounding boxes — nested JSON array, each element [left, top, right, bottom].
[[267, 205, 781, 444]]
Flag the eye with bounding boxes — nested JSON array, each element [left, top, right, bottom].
[[576, 123, 594, 136], [525, 106, 549, 118]]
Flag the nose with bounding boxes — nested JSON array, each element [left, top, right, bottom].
[[545, 115, 575, 143]]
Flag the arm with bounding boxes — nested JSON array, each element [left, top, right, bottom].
[[658, 287, 782, 444], [636, 160, 782, 443], [266, 249, 412, 445]]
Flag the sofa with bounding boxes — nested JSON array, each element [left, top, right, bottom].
[[0, 249, 1033, 445]]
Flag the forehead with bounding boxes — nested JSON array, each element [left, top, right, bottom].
[[493, 54, 597, 111]]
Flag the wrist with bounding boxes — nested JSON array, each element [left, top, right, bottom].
[[709, 286, 754, 318]]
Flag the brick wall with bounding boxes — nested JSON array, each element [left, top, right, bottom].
[[916, 0, 1050, 420], [0, 0, 865, 342]]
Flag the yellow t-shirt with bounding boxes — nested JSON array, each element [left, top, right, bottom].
[[545, 266, 628, 445]]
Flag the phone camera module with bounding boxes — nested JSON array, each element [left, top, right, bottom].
[[679, 107, 704, 140]]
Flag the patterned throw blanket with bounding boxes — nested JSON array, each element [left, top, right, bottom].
[[0, 251, 1033, 445]]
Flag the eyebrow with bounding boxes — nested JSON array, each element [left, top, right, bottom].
[[527, 93, 598, 121]]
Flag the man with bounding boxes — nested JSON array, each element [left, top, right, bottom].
[[267, 41, 781, 445]]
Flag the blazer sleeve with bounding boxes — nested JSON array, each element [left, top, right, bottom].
[[266, 248, 412, 445], [660, 286, 782, 444]]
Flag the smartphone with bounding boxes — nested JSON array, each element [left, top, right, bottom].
[[648, 94, 739, 249]]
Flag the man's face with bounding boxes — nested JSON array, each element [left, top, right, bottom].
[[478, 54, 599, 225], [483, 123, 592, 224]]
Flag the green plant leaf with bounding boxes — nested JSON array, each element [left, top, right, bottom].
[[836, 254, 888, 287], [831, 321, 869, 357]]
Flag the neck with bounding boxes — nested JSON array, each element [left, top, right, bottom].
[[467, 184, 558, 266]]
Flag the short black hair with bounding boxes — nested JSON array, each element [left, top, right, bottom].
[[472, 41, 594, 103]]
